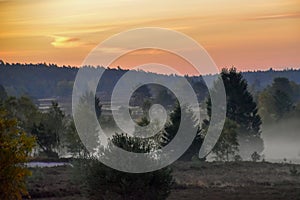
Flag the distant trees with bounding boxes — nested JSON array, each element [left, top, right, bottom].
[[0, 62, 78, 98], [0, 84, 8, 102], [31, 102, 66, 158], [0, 62, 209, 101], [0, 88, 106, 159], [130, 85, 152, 107], [142, 84, 176, 109], [0, 111, 35, 200], [56, 80, 73, 96], [258, 77, 300, 123], [154, 89, 176, 108], [0, 94, 73, 158], [190, 79, 208, 102], [206, 68, 263, 159], [2, 96, 40, 133]]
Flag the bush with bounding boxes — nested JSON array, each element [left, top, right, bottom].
[[289, 166, 300, 176], [0, 111, 35, 200], [251, 151, 261, 162], [73, 133, 173, 200], [234, 155, 242, 162]]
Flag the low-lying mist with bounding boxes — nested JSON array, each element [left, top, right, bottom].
[[262, 118, 300, 163]]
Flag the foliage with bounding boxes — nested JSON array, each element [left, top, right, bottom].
[[0, 111, 35, 200], [289, 166, 300, 176], [251, 151, 261, 162], [207, 67, 263, 158], [211, 119, 239, 161], [64, 120, 88, 157], [2, 96, 40, 133], [74, 133, 173, 200], [234, 155, 243, 162], [31, 102, 66, 157], [161, 103, 202, 161], [258, 77, 300, 123]]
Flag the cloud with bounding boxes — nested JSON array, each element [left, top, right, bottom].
[[244, 12, 300, 21], [95, 46, 127, 54], [50, 35, 83, 48]]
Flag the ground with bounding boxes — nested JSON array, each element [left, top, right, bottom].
[[25, 161, 300, 200]]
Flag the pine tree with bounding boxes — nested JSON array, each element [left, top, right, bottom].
[[161, 103, 202, 161], [207, 67, 263, 158]]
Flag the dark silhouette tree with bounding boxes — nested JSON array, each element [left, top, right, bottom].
[[207, 68, 263, 158], [161, 103, 202, 161]]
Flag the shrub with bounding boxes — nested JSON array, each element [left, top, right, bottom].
[[0, 111, 35, 200], [289, 166, 300, 176], [251, 151, 261, 162], [74, 133, 173, 200], [234, 155, 242, 162]]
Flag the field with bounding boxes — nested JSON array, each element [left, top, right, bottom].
[[26, 161, 300, 200]]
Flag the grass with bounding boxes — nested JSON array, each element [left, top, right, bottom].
[[25, 161, 300, 200]]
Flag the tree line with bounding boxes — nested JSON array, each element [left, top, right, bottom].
[[2, 61, 300, 99]]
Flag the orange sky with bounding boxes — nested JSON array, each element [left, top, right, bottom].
[[1, 0, 300, 74]]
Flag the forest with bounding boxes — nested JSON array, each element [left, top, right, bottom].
[[1, 61, 300, 98]]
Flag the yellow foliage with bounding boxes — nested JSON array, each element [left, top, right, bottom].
[[0, 110, 36, 200]]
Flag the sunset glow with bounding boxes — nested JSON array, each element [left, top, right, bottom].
[[1, 0, 300, 73]]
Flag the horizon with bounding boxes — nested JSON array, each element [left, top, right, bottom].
[[1, 60, 299, 76], [1, 0, 300, 74]]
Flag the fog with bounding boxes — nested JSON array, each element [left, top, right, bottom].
[[262, 118, 300, 164]]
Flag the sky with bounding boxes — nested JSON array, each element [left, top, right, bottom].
[[1, 0, 300, 74]]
